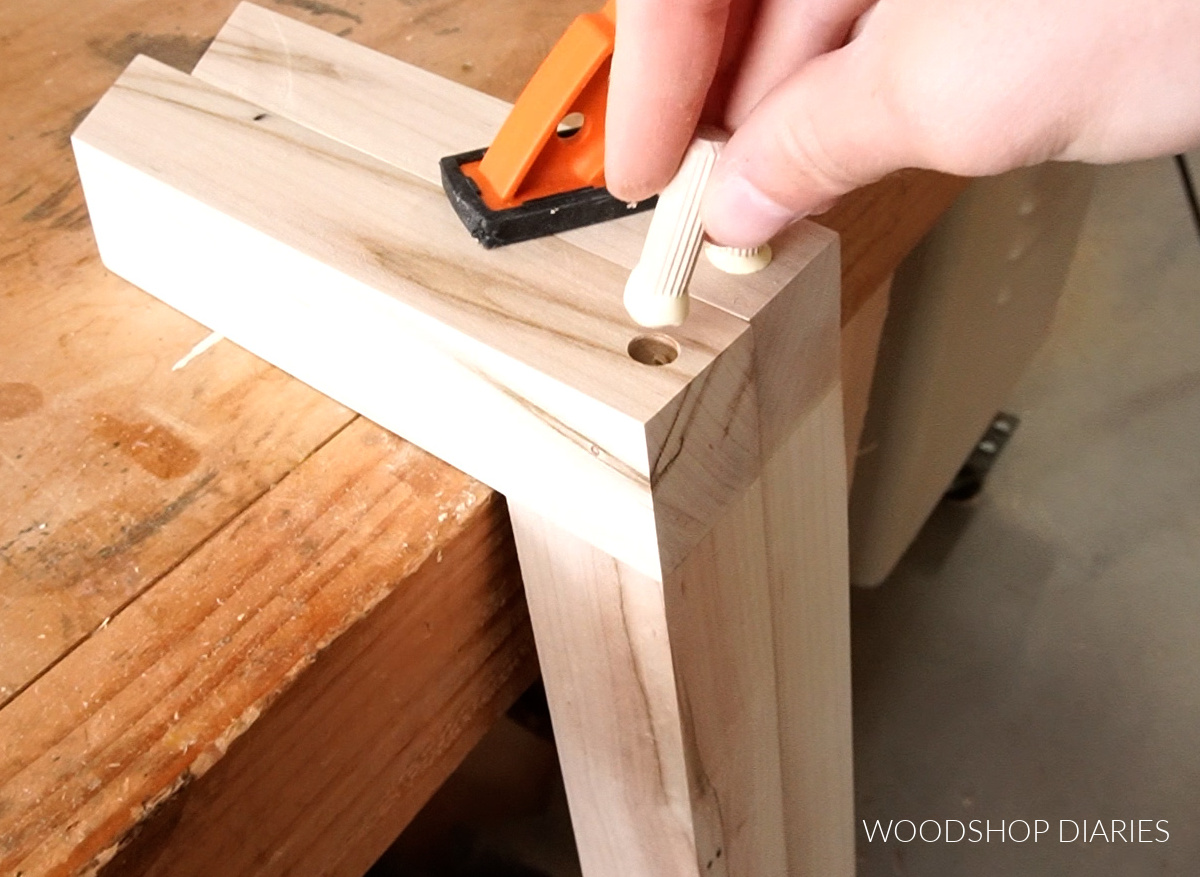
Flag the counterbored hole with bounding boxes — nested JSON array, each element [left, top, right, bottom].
[[557, 111, 585, 138], [627, 333, 680, 366]]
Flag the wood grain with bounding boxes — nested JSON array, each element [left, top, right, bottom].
[[192, 1, 513, 182], [0, 418, 536, 876], [509, 505, 701, 877], [690, 221, 854, 876], [660, 479, 789, 877], [759, 390, 856, 877], [192, 2, 965, 326], [0, 289, 351, 705], [0, 2, 358, 708], [510, 476, 793, 877], [75, 55, 771, 580]]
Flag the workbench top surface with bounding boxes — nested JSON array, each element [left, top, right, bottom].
[[0, 1, 964, 873]]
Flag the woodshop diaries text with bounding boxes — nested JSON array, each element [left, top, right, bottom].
[[860, 819, 1170, 843]]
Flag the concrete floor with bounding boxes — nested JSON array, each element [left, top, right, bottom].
[[851, 154, 1200, 874], [370, 155, 1200, 876]]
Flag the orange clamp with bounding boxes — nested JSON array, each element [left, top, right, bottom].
[[461, 0, 616, 211]]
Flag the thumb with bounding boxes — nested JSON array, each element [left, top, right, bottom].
[[702, 41, 915, 247]]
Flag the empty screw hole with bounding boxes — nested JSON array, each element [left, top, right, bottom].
[[557, 111, 585, 138], [628, 333, 679, 366]]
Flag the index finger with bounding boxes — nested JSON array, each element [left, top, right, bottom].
[[606, 0, 735, 202]]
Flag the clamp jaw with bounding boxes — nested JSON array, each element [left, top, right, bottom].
[[439, 1, 656, 247]]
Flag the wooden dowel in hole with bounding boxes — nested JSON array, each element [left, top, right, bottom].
[[623, 132, 725, 328]]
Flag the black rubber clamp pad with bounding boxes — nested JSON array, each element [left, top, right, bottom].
[[440, 148, 657, 248]]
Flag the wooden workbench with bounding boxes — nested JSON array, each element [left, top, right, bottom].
[[0, 1, 965, 873]]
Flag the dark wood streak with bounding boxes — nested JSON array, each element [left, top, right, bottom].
[[87, 32, 214, 72], [359, 235, 723, 383], [615, 558, 673, 807], [671, 647, 730, 873], [703, 783, 728, 873], [361, 238, 631, 364], [651, 355, 755, 489], [719, 362, 756, 443], [112, 70, 702, 398], [20, 181, 77, 223], [385, 231, 727, 365], [50, 204, 92, 231], [201, 39, 345, 80], [96, 471, 218, 560], [3, 185, 32, 206], [112, 78, 398, 187], [651, 371, 709, 488], [273, 0, 363, 25], [458, 359, 651, 489]]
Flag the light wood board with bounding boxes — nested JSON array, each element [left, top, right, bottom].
[[74, 55, 769, 581]]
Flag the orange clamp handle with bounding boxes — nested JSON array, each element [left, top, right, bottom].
[[462, 0, 616, 211]]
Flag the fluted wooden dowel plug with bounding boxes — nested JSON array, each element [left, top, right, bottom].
[[624, 132, 725, 328]]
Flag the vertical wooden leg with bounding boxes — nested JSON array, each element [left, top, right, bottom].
[[511, 475, 789, 877], [763, 388, 856, 877], [510, 505, 700, 876], [511, 226, 856, 877], [511, 397, 854, 877], [511, 398, 859, 877]]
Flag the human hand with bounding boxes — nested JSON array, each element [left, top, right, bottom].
[[606, 0, 1200, 247]]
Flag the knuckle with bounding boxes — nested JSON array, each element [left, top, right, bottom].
[[773, 108, 862, 194]]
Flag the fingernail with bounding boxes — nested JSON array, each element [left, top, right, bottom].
[[703, 173, 797, 248], [607, 177, 658, 205]]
